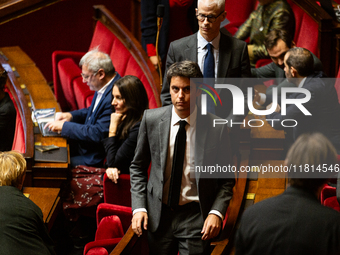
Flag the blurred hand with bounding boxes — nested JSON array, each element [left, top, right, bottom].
[[55, 112, 72, 122], [44, 120, 65, 133], [266, 103, 280, 112], [201, 214, 222, 240], [106, 167, 121, 184], [132, 212, 148, 237], [149, 56, 161, 70]]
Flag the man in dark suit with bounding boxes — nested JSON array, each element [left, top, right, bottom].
[[235, 133, 340, 255], [161, 0, 251, 116], [267, 47, 340, 153], [130, 61, 235, 254], [46, 49, 121, 167], [253, 29, 323, 106]]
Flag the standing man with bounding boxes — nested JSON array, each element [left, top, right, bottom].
[[130, 61, 235, 254], [267, 47, 340, 153], [46, 49, 121, 167], [161, 0, 251, 118]]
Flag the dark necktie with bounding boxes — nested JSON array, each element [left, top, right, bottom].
[[168, 120, 187, 208], [203, 43, 215, 114]]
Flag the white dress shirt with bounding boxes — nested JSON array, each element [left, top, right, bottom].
[[92, 77, 115, 112], [134, 106, 223, 220]]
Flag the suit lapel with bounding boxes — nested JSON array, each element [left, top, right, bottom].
[[185, 33, 198, 62], [218, 33, 232, 78], [194, 114, 208, 181], [159, 106, 172, 177]]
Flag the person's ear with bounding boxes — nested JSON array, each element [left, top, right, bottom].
[[97, 69, 105, 80], [291, 66, 298, 77], [291, 41, 296, 48]]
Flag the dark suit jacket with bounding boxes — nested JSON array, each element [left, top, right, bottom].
[[62, 73, 121, 166], [251, 52, 323, 106], [268, 72, 340, 153], [235, 186, 340, 255], [161, 32, 251, 119], [0, 92, 16, 151], [130, 105, 235, 232], [0, 186, 55, 255]]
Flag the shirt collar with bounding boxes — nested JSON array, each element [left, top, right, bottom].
[[197, 32, 220, 50], [171, 105, 197, 127], [98, 76, 115, 94], [298, 77, 307, 88]]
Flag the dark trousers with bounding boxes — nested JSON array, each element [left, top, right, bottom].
[[148, 202, 210, 255]]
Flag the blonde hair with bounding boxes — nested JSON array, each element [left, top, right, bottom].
[[0, 151, 26, 187]]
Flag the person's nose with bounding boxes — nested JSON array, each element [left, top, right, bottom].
[[112, 97, 117, 105], [178, 89, 184, 98], [278, 58, 284, 66]]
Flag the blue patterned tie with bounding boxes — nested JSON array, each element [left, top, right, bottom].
[[203, 43, 215, 114]]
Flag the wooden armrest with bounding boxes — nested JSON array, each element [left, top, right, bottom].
[[110, 225, 143, 255]]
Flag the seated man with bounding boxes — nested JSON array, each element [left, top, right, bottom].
[[234, 0, 295, 66], [46, 49, 121, 167], [267, 47, 340, 153], [253, 29, 323, 106], [235, 133, 340, 255], [0, 151, 55, 255], [0, 66, 16, 151], [131, 60, 235, 255]]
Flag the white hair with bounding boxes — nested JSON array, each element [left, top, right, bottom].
[[197, 0, 225, 11]]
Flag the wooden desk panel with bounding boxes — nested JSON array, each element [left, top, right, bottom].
[[1, 46, 69, 187], [23, 187, 61, 231]]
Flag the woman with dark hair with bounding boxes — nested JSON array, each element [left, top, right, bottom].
[[63, 75, 149, 220], [103, 75, 149, 183]]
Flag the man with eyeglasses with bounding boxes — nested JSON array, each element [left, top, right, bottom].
[[161, 0, 251, 111], [46, 49, 121, 167]]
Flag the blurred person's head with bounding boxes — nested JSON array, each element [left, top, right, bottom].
[[286, 133, 338, 195], [0, 151, 26, 190], [284, 47, 314, 81], [79, 48, 116, 91], [264, 29, 295, 69], [112, 75, 149, 139], [196, 0, 226, 42]]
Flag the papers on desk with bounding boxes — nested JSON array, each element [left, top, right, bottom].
[[32, 108, 60, 137]]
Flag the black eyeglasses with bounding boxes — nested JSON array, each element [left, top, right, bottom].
[[196, 10, 224, 23]]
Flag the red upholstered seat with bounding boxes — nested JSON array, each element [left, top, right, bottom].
[[52, 7, 160, 112], [320, 185, 340, 212], [224, 0, 257, 35], [5, 87, 25, 153]]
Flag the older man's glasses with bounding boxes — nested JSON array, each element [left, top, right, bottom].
[[196, 11, 224, 23], [80, 70, 98, 81]]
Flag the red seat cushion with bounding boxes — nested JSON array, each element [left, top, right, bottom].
[[89, 21, 115, 54], [73, 76, 94, 110], [58, 58, 81, 111], [324, 196, 340, 212], [95, 215, 124, 240]]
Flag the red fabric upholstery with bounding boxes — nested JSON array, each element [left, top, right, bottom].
[[224, 0, 257, 35], [86, 247, 109, 255], [5, 87, 25, 153], [255, 59, 272, 68], [95, 215, 124, 240], [57, 58, 80, 111], [89, 21, 115, 53], [84, 203, 134, 255], [103, 174, 131, 206], [320, 185, 340, 212], [52, 51, 85, 112]]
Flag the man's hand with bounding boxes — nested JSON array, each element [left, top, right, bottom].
[[201, 214, 222, 240], [44, 120, 65, 133], [55, 112, 72, 122], [266, 102, 281, 112], [132, 212, 148, 237], [106, 167, 121, 184]]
